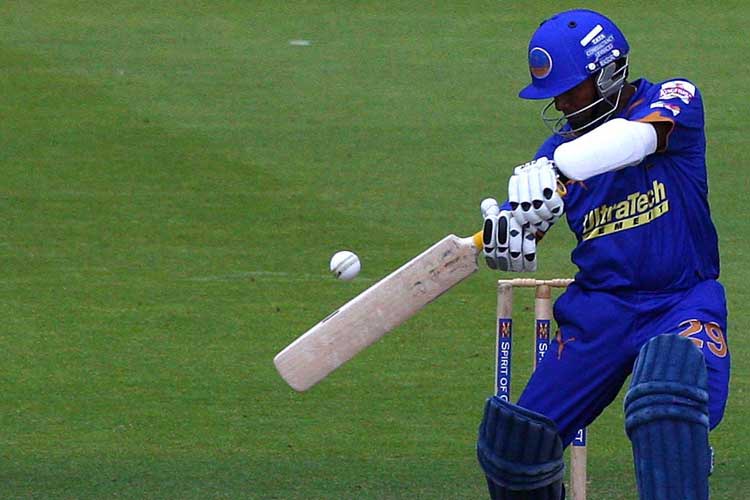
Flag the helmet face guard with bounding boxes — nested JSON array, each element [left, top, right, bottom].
[[541, 56, 630, 137], [518, 9, 630, 136]]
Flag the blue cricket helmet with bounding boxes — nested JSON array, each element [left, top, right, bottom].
[[519, 9, 630, 100]]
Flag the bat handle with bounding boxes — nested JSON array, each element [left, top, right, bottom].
[[472, 230, 484, 250]]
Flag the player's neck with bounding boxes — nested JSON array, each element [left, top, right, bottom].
[[615, 83, 637, 115]]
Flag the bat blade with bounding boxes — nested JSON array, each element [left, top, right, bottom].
[[274, 231, 484, 391]]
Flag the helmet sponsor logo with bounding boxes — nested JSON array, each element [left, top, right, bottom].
[[529, 47, 553, 79], [580, 24, 604, 46], [650, 101, 681, 116], [585, 35, 615, 58], [659, 80, 696, 104]]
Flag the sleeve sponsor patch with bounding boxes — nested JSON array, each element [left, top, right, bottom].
[[659, 80, 696, 104], [650, 101, 681, 116]]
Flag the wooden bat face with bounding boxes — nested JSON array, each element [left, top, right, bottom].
[[274, 231, 483, 391]]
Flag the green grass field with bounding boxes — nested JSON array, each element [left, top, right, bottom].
[[1, 1, 747, 498]]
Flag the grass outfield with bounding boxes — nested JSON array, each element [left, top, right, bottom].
[[1, 1, 747, 498]]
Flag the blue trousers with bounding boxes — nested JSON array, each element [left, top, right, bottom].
[[517, 279, 730, 446]]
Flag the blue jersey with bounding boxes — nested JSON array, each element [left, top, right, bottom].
[[536, 78, 720, 291], [500, 78, 729, 449]]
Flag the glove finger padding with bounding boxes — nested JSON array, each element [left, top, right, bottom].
[[508, 217, 523, 271], [509, 174, 541, 226], [482, 214, 501, 271], [541, 167, 565, 227], [482, 199, 536, 272], [523, 226, 537, 272], [482, 199, 509, 271], [484, 216, 512, 271], [509, 157, 565, 231], [530, 167, 554, 221], [507, 175, 525, 226], [543, 191, 565, 226]]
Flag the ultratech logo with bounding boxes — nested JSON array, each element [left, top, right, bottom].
[[582, 180, 669, 241]]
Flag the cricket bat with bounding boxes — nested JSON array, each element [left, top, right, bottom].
[[274, 230, 484, 392]]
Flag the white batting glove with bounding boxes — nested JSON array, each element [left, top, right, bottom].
[[481, 198, 537, 272], [508, 157, 565, 235]]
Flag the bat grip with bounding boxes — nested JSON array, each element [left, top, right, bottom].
[[472, 230, 484, 250]]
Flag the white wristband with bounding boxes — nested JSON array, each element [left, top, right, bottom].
[[553, 118, 658, 181]]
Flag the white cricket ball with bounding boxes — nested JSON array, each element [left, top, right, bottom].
[[329, 250, 361, 281]]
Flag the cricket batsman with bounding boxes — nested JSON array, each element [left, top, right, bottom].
[[476, 9, 730, 499]]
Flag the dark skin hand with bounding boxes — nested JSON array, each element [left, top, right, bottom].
[[554, 78, 671, 150]]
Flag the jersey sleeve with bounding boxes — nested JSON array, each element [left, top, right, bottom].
[[535, 133, 565, 160], [628, 79, 705, 155]]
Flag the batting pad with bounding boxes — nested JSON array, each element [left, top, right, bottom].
[[624, 334, 711, 500], [477, 396, 564, 499]]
